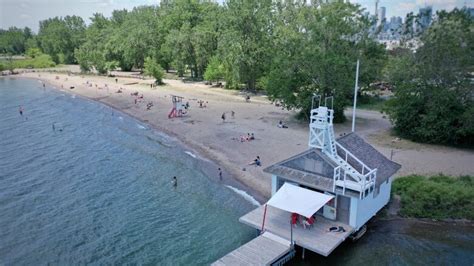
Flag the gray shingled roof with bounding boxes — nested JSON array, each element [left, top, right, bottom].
[[264, 133, 401, 191], [263, 149, 337, 192], [336, 133, 401, 185]]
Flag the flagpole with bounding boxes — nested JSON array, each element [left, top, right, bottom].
[[352, 59, 360, 133]]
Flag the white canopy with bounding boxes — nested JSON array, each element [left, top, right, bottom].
[[266, 183, 334, 218]]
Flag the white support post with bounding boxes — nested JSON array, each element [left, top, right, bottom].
[[351, 59, 360, 133]]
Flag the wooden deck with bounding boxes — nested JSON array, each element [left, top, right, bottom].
[[239, 205, 353, 257], [212, 232, 292, 266]]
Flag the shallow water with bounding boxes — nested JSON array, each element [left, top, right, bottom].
[[1, 77, 473, 265], [291, 218, 474, 266], [0, 78, 255, 265]]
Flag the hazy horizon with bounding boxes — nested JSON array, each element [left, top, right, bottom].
[[0, 0, 471, 32]]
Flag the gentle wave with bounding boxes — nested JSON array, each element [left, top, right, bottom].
[[225, 185, 260, 207], [184, 151, 197, 158], [136, 124, 146, 130]]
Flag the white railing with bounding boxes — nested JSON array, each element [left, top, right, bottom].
[[335, 142, 372, 177], [332, 160, 378, 199]]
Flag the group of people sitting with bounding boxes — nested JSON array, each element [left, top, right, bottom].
[[291, 213, 315, 229], [239, 133, 255, 142]]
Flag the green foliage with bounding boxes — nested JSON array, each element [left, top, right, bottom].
[[219, 0, 273, 90], [357, 95, 386, 111], [0, 62, 4, 71], [144, 57, 164, 84], [204, 56, 224, 82], [26, 47, 42, 58], [1, 54, 56, 69], [263, 2, 386, 122], [37, 15, 86, 64], [384, 9, 473, 145], [392, 175, 474, 220], [0, 27, 32, 54]]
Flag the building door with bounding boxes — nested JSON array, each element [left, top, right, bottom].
[[337, 195, 350, 224]]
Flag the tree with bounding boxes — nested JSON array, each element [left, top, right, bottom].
[[219, 0, 273, 90], [144, 57, 164, 84], [263, 2, 386, 122], [204, 56, 225, 83], [385, 8, 473, 145], [37, 16, 85, 63], [0, 27, 32, 54], [26, 47, 42, 58]]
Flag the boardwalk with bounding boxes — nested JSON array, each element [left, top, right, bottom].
[[240, 205, 353, 256], [212, 232, 292, 266]]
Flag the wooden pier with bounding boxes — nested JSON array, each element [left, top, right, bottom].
[[240, 205, 353, 257], [212, 232, 293, 266]]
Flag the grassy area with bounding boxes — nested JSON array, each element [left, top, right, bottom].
[[357, 94, 387, 111], [392, 175, 474, 220], [0, 54, 55, 70]]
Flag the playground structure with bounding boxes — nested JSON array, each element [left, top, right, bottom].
[[168, 95, 187, 118]]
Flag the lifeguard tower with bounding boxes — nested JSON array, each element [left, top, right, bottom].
[[214, 96, 401, 265], [168, 95, 187, 118]]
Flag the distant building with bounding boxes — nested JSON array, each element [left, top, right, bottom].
[[377, 6, 386, 27], [418, 6, 432, 32]]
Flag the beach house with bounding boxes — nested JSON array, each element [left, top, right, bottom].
[[214, 102, 401, 265]]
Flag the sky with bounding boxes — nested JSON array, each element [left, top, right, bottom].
[[0, 0, 471, 32]]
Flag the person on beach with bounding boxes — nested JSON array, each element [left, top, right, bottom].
[[221, 112, 226, 123], [18, 106, 23, 116], [218, 168, 223, 180], [231, 110, 235, 119], [172, 176, 177, 187], [115, 78, 118, 83], [249, 156, 261, 166], [278, 120, 288, 128]]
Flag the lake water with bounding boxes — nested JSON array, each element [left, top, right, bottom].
[[1, 77, 473, 265], [0, 78, 255, 265]]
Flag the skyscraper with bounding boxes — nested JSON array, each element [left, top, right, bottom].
[[418, 6, 433, 31], [377, 6, 386, 27]]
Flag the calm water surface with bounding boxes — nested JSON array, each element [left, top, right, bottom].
[[1, 77, 473, 265], [0, 78, 255, 265]]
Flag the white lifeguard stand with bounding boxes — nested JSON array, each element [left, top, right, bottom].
[[168, 95, 187, 118], [309, 95, 377, 197]]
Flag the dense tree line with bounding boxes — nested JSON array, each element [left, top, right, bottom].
[[384, 9, 473, 145], [1, 2, 471, 145]]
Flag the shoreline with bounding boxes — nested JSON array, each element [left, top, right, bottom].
[[11, 67, 474, 203], [6, 72, 473, 223], [15, 74, 268, 204]]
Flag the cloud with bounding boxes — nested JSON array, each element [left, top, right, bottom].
[[20, 13, 32, 19]]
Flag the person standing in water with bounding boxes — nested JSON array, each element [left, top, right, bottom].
[[172, 176, 177, 187], [218, 168, 223, 181], [18, 106, 23, 116]]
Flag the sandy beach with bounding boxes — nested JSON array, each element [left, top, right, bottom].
[[17, 68, 474, 199]]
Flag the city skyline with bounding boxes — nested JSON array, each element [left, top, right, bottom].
[[0, 0, 471, 32]]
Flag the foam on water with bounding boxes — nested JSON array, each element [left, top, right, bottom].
[[136, 124, 146, 130], [185, 151, 197, 158], [226, 185, 261, 207]]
